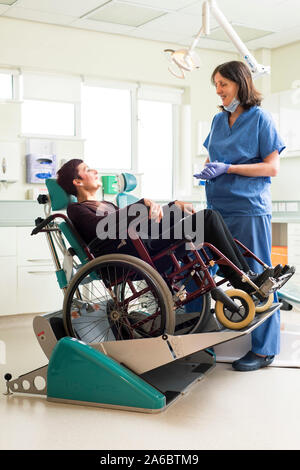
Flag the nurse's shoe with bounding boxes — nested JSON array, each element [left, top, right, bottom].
[[232, 351, 275, 372]]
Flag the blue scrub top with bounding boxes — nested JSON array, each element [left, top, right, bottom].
[[203, 106, 285, 216]]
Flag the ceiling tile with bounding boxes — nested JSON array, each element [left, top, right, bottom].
[[14, 0, 110, 18], [118, 0, 198, 10], [246, 25, 300, 49], [0, 0, 17, 4], [87, 2, 166, 27], [136, 11, 204, 36], [209, 24, 274, 43], [0, 4, 10, 13], [0, 0, 298, 52], [3, 6, 76, 25], [127, 27, 192, 45], [70, 18, 135, 34]]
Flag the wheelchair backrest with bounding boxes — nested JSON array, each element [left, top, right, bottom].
[[45, 178, 90, 265]]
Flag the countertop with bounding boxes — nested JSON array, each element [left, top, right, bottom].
[[0, 199, 299, 227], [0, 200, 47, 227]]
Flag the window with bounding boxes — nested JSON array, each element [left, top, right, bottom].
[[138, 100, 174, 200], [0, 72, 13, 100], [82, 84, 132, 170], [21, 72, 81, 137], [22, 100, 75, 136]]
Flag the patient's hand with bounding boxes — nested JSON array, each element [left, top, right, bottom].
[[144, 198, 164, 223], [174, 201, 195, 215]]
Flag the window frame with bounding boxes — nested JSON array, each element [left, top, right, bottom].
[[20, 72, 81, 139], [0, 68, 20, 101], [82, 78, 138, 173], [16, 70, 183, 200]]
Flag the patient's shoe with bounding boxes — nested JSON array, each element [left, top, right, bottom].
[[232, 351, 275, 371], [230, 267, 274, 294]]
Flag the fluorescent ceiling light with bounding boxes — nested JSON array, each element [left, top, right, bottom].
[[87, 2, 166, 27], [208, 24, 274, 43]]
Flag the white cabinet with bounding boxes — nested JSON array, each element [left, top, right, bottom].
[[0, 256, 17, 315], [0, 226, 63, 316], [0, 227, 17, 315], [17, 226, 53, 266], [0, 226, 17, 256], [0, 141, 21, 182], [17, 265, 63, 314], [16, 226, 63, 314]]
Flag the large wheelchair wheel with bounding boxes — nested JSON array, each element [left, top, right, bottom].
[[215, 289, 256, 330], [63, 254, 175, 343], [173, 275, 211, 335]]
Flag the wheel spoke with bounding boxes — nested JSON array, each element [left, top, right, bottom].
[[64, 258, 170, 342]]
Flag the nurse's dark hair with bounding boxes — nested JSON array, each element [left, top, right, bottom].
[[211, 60, 262, 110]]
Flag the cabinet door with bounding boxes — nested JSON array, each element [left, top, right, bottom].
[[17, 226, 54, 266], [0, 141, 21, 181], [0, 227, 16, 256], [17, 265, 63, 314], [0, 257, 17, 316]]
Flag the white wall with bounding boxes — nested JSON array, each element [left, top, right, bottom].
[[270, 41, 300, 201], [0, 16, 298, 202], [0, 16, 237, 201]]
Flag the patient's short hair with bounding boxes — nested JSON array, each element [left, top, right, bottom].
[[56, 158, 83, 196]]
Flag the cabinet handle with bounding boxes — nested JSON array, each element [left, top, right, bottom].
[[27, 271, 55, 275], [26, 259, 52, 263], [2, 157, 6, 174]]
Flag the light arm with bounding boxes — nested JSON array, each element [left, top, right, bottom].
[[165, 0, 270, 80]]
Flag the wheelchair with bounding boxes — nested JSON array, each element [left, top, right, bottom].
[[4, 173, 295, 413], [31, 175, 294, 346]]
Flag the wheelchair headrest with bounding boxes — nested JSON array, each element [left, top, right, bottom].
[[46, 178, 77, 211], [118, 173, 137, 193]]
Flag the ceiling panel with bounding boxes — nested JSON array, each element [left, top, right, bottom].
[[70, 17, 135, 34], [0, 4, 10, 13], [4, 6, 76, 25], [209, 24, 274, 43], [0, 0, 299, 51], [86, 2, 166, 27], [118, 0, 198, 10], [135, 11, 205, 36], [14, 0, 110, 18]]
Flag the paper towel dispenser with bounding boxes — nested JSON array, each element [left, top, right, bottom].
[[26, 154, 57, 184]]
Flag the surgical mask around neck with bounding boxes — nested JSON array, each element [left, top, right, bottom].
[[224, 96, 240, 113]]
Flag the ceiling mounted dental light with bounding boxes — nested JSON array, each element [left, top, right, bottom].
[[164, 0, 270, 79]]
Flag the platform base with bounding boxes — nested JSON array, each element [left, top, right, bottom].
[[45, 337, 215, 413]]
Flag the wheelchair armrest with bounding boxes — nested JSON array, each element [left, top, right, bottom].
[[31, 214, 57, 235]]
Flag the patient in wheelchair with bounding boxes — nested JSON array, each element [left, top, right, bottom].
[[56, 159, 293, 297]]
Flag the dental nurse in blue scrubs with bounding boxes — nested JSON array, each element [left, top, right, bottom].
[[194, 61, 286, 371]]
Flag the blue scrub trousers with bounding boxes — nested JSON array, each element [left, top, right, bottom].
[[221, 214, 280, 356]]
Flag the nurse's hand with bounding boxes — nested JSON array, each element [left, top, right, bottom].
[[194, 162, 230, 180]]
